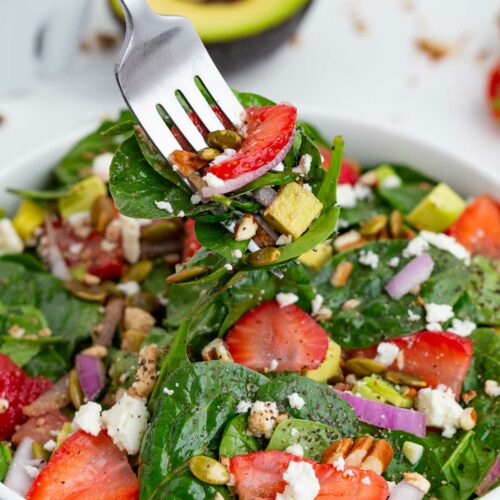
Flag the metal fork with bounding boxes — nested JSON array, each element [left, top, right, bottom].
[[115, 0, 245, 170]]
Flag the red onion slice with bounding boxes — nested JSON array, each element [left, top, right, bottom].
[[336, 390, 426, 437], [44, 217, 70, 281], [389, 480, 425, 500], [476, 454, 500, 496], [385, 253, 434, 300], [201, 130, 296, 198], [76, 354, 105, 401], [4, 437, 42, 497]]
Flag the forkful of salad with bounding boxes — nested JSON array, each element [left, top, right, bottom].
[[114, 0, 342, 271]]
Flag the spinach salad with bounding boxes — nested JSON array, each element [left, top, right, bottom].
[[0, 91, 499, 500]]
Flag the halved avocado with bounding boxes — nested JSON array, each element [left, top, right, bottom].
[[109, 0, 313, 72]]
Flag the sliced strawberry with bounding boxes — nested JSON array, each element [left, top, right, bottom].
[[225, 300, 329, 373], [0, 354, 52, 440], [487, 62, 500, 121], [183, 218, 201, 261], [230, 451, 388, 500], [12, 411, 69, 446], [27, 430, 139, 500], [348, 331, 473, 396], [207, 104, 297, 182], [315, 464, 388, 499], [53, 221, 124, 280], [448, 195, 500, 259], [320, 146, 360, 185]]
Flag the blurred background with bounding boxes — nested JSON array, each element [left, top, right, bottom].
[[0, 0, 498, 173]]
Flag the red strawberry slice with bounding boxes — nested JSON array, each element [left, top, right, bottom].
[[320, 146, 360, 185], [0, 354, 52, 440], [225, 300, 329, 373], [229, 451, 388, 500], [448, 194, 500, 259], [27, 430, 139, 500], [52, 221, 124, 280], [182, 218, 202, 261], [348, 330, 473, 396], [202, 104, 297, 196], [12, 410, 69, 446]]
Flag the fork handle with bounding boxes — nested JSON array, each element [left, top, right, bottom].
[[118, 0, 155, 26]]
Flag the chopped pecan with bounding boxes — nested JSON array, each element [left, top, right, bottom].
[[201, 338, 233, 362], [129, 344, 158, 398], [170, 150, 208, 177], [123, 307, 155, 334], [322, 438, 353, 464], [235, 215, 258, 241], [253, 225, 276, 248], [331, 261, 353, 287]]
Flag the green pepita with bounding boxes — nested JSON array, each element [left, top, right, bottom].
[[54, 422, 73, 451], [166, 265, 210, 284], [360, 215, 388, 236], [32, 441, 49, 461], [64, 280, 108, 302], [69, 369, 84, 410], [121, 329, 147, 353], [188, 455, 230, 485], [123, 260, 153, 283], [126, 291, 160, 313], [207, 129, 243, 151], [384, 370, 427, 388], [197, 147, 222, 162], [344, 357, 387, 377], [389, 210, 404, 239], [141, 220, 183, 242], [91, 195, 115, 233], [247, 247, 281, 266]]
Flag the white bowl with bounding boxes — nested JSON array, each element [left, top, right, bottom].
[[0, 109, 498, 500]]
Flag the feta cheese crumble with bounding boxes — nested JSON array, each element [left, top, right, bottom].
[[374, 342, 400, 366], [485, 380, 500, 398], [101, 393, 149, 455], [275, 460, 320, 500], [285, 444, 304, 457], [292, 154, 312, 175], [290, 427, 299, 438], [449, 318, 476, 337], [190, 193, 202, 205], [416, 387, 464, 438], [119, 215, 141, 263], [425, 303, 454, 324], [359, 249, 379, 269], [210, 148, 236, 166], [388, 257, 400, 268], [43, 439, 56, 452], [407, 310, 421, 322], [311, 294, 324, 316], [203, 172, 225, 188], [380, 175, 401, 189], [163, 387, 174, 396], [224, 263, 233, 271], [231, 249, 243, 259], [155, 200, 173, 213], [276, 292, 299, 307], [276, 234, 293, 246], [420, 231, 470, 265], [91, 152, 114, 182], [333, 456, 345, 471], [269, 359, 279, 371], [403, 236, 429, 258], [247, 401, 279, 438], [116, 281, 140, 296], [72, 401, 103, 436], [287, 392, 305, 410]]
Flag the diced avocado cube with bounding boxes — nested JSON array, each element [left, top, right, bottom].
[[58, 175, 106, 219], [363, 375, 413, 408], [407, 182, 465, 232], [263, 183, 323, 240], [299, 242, 333, 271], [375, 164, 402, 188], [304, 340, 342, 383], [12, 199, 47, 240]]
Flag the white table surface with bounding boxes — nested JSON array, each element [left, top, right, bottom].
[[0, 0, 499, 182]]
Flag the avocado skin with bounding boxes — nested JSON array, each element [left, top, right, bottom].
[[206, 1, 313, 73], [109, 0, 314, 73]]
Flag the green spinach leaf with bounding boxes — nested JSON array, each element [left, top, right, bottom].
[[0, 442, 11, 482], [219, 414, 259, 458], [378, 183, 431, 215]]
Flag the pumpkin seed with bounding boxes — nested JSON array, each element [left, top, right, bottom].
[[123, 260, 153, 283], [141, 221, 183, 242], [198, 147, 222, 162], [69, 369, 84, 410], [121, 330, 147, 353], [166, 265, 210, 284], [54, 422, 73, 451], [32, 442, 49, 461], [384, 370, 427, 388], [389, 210, 404, 238], [207, 130, 243, 151], [189, 455, 230, 485], [360, 215, 388, 236], [91, 195, 115, 233], [344, 358, 387, 377], [247, 247, 281, 266], [64, 280, 108, 302]]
